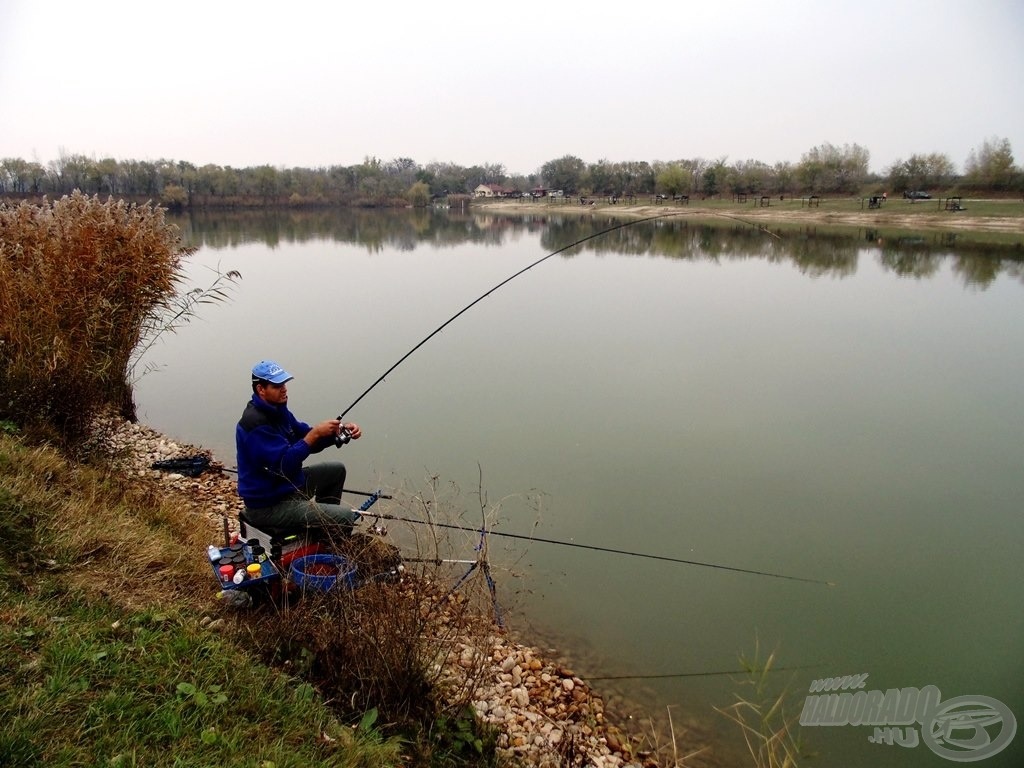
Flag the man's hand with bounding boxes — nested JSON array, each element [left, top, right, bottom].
[[305, 419, 362, 446], [306, 419, 342, 445]]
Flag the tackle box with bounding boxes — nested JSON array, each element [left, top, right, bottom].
[[210, 542, 281, 590]]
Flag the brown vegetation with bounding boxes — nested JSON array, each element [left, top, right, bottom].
[[0, 193, 188, 438], [0, 192, 242, 443]]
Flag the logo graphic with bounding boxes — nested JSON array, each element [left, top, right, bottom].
[[800, 674, 1016, 762], [922, 695, 1017, 762]]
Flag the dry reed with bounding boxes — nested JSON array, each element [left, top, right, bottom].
[[0, 192, 193, 441]]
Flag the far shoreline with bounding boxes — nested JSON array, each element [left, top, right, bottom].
[[470, 196, 1024, 236], [6, 191, 1021, 237]]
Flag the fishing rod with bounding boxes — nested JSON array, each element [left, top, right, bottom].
[[208, 479, 827, 583], [372, 510, 834, 586], [709, 211, 782, 240], [337, 211, 699, 421]]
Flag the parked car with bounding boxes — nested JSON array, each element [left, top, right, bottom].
[[903, 190, 931, 200]]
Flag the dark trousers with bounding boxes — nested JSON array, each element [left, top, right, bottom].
[[245, 461, 358, 529]]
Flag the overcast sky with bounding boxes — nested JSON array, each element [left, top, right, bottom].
[[2, 0, 1022, 176]]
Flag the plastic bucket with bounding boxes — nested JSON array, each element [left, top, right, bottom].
[[290, 554, 356, 592]]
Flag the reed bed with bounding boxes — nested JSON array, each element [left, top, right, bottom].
[[0, 192, 194, 442]]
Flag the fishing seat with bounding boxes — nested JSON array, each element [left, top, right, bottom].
[[237, 511, 336, 570]]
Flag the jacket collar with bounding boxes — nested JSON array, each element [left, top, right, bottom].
[[251, 392, 288, 419]]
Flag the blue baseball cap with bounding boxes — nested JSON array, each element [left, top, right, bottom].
[[251, 360, 294, 385]]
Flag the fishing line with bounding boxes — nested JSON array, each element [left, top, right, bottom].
[[373, 511, 834, 586], [337, 210, 701, 420]]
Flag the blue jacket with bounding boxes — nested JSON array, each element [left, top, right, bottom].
[[235, 394, 332, 508]]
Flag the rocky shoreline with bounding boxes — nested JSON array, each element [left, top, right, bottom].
[[89, 415, 706, 767]]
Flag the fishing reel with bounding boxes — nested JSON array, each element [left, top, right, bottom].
[[334, 424, 352, 448]]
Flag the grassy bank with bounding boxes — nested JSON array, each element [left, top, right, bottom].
[[4, 419, 683, 766], [0, 432, 413, 767]]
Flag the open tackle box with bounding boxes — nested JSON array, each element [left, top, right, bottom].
[[209, 538, 282, 591]]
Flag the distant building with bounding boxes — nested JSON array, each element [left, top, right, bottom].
[[473, 183, 506, 198]]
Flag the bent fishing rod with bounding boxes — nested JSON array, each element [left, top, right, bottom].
[[335, 209, 771, 423]]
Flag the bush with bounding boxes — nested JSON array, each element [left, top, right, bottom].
[[0, 192, 192, 442], [159, 183, 188, 212]]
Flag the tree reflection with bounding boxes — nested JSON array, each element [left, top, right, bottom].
[[170, 209, 1024, 290], [877, 250, 942, 279]]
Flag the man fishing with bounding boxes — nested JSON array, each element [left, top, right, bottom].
[[236, 360, 363, 531]]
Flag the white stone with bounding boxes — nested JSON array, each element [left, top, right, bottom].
[[511, 687, 529, 707]]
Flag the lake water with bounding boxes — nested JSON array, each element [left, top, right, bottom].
[[136, 208, 1023, 767]]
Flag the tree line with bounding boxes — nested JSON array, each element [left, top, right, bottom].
[[1, 138, 1018, 209]]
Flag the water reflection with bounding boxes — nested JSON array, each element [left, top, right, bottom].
[[171, 208, 1024, 289]]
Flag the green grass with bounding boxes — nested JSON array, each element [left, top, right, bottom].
[[1, 591, 402, 767], [715, 641, 812, 768], [748, 194, 1024, 218]]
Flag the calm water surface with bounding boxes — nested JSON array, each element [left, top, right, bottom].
[[136, 209, 1024, 767]]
